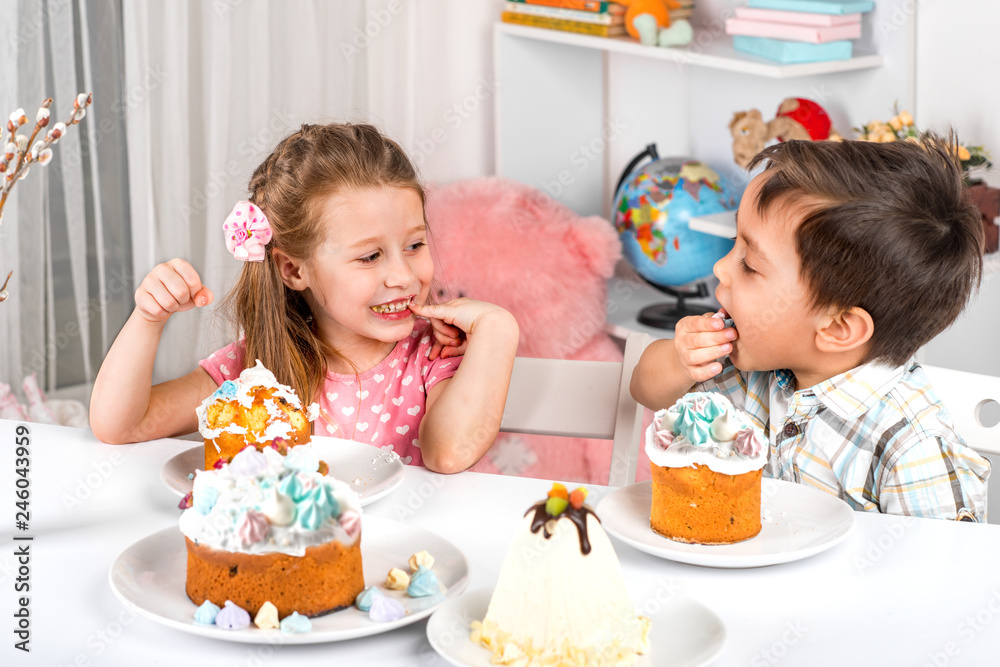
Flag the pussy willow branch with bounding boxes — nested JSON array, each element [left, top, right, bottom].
[[0, 94, 91, 221]]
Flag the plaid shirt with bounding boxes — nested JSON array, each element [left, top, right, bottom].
[[695, 358, 990, 522]]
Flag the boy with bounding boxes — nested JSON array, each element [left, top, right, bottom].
[[631, 136, 989, 521]]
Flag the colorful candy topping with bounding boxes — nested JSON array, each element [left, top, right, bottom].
[[406, 566, 441, 598], [340, 511, 361, 539], [194, 486, 218, 515], [355, 587, 380, 612], [295, 485, 340, 530], [369, 594, 406, 623], [268, 437, 289, 456], [408, 550, 434, 571], [284, 446, 319, 473], [193, 600, 220, 625], [735, 428, 765, 456], [655, 392, 766, 458], [354, 585, 407, 622], [544, 483, 588, 518], [215, 601, 251, 630], [528, 484, 598, 555], [228, 447, 268, 478], [179, 444, 362, 558], [385, 568, 410, 590], [280, 611, 312, 634], [178, 492, 193, 510], [213, 380, 238, 401], [254, 601, 279, 629], [260, 488, 296, 527], [237, 510, 270, 546]]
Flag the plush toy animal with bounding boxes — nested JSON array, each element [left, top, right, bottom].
[[730, 97, 843, 169], [616, 0, 693, 47], [425, 178, 631, 484]]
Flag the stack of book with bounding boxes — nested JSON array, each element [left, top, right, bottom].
[[501, 1, 627, 37], [725, 0, 874, 64], [501, 1, 694, 39]]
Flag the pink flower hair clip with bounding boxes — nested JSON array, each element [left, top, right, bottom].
[[223, 200, 272, 262]]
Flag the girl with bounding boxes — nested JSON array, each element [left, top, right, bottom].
[[90, 123, 519, 474]]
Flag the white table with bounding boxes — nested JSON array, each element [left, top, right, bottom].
[[3, 419, 1000, 666]]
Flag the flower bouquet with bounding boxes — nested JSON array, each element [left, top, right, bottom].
[[854, 107, 992, 182], [856, 107, 997, 253], [0, 93, 92, 302]]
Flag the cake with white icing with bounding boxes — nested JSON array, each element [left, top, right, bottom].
[[196, 360, 319, 470], [471, 484, 650, 666], [646, 391, 767, 544], [180, 444, 364, 618]]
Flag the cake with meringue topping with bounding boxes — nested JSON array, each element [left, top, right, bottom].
[[471, 484, 650, 666], [197, 360, 319, 470], [179, 444, 364, 618], [646, 391, 767, 544]]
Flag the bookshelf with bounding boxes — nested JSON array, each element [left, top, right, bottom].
[[496, 22, 884, 79], [494, 0, 916, 340], [493, 0, 914, 218]]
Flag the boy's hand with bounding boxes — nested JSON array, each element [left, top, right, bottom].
[[135, 258, 213, 324], [410, 298, 512, 360], [673, 313, 738, 383]]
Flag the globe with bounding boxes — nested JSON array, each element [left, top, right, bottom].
[[614, 156, 741, 290]]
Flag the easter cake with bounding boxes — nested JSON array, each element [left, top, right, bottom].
[[197, 360, 318, 470], [646, 391, 768, 544], [179, 444, 364, 619], [471, 484, 650, 665]]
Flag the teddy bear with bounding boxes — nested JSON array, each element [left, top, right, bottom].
[[424, 177, 629, 484], [730, 97, 843, 169], [616, 0, 694, 47]]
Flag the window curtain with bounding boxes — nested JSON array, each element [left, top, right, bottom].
[[0, 0, 503, 393], [122, 0, 372, 383], [0, 0, 132, 394]]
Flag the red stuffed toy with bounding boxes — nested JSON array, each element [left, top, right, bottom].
[[770, 97, 835, 142], [730, 97, 843, 169]]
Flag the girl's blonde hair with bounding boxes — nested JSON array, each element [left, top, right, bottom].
[[221, 123, 425, 405]]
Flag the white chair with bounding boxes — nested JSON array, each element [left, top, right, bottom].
[[923, 364, 1000, 523], [499, 331, 651, 487]]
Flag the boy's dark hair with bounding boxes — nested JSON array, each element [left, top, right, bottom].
[[748, 135, 984, 366]]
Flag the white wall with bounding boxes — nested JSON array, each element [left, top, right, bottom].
[[914, 1, 1000, 376], [481, 1, 1000, 376]]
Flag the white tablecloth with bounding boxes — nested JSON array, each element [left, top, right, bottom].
[[3, 419, 999, 666]]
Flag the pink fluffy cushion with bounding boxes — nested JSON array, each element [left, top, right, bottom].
[[426, 178, 638, 484], [426, 178, 621, 359]]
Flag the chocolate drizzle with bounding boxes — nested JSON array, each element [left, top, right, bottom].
[[525, 502, 600, 555]]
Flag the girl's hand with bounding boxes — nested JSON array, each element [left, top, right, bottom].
[[410, 298, 512, 360], [425, 318, 467, 361], [135, 258, 213, 324], [673, 313, 738, 383]]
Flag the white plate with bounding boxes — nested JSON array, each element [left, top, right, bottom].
[[596, 479, 855, 568], [108, 516, 468, 644], [427, 588, 725, 667], [160, 436, 406, 506]]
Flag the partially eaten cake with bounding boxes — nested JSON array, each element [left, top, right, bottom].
[[197, 360, 318, 470]]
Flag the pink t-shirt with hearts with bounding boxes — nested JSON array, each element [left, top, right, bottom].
[[199, 319, 461, 467]]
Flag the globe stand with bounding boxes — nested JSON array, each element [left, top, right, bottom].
[[637, 281, 712, 330]]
